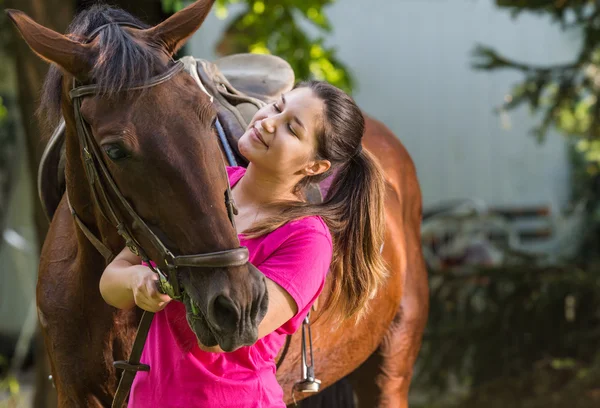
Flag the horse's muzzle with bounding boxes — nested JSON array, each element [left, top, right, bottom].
[[184, 263, 269, 352]]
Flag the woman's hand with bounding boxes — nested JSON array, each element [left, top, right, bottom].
[[128, 265, 172, 312], [100, 247, 171, 311]]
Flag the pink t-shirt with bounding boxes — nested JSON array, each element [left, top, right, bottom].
[[129, 167, 332, 407]]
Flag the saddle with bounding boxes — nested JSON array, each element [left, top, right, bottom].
[[39, 53, 322, 221]]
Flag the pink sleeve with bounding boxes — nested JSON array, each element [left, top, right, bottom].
[[226, 166, 245, 186], [255, 226, 333, 334]]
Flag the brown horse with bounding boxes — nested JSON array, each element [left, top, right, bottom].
[[7, 0, 429, 407]]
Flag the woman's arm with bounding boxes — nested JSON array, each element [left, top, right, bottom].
[[101, 248, 295, 335], [99, 247, 171, 312], [258, 271, 298, 339], [102, 244, 308, 354]]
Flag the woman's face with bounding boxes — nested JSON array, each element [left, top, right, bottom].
[[238, 87, 326, 177]]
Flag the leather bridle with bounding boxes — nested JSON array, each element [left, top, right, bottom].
[[68, 22, 248, 300], [64, 22, 254, 407]]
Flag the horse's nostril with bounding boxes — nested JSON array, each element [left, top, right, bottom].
[[210, 295, 240, 332]]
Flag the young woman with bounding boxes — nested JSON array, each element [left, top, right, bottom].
[[99, 80, 387, 407]]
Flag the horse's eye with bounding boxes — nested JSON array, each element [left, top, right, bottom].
[[103, 144, 129, 161]]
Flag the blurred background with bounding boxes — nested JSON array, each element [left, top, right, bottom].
[[1, 0, 600, 407]]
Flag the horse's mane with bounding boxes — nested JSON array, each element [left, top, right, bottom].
[[39, 4, 160, 130]]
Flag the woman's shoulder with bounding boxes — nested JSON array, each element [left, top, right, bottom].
[[275, 216, 332, 246], [287, 215, 330, 233], [243, 217, 332, 264]]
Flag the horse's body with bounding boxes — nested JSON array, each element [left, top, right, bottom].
[[38, 115, 428, 407], [280, 116, 429, 407], [9, 1, 428, 407]]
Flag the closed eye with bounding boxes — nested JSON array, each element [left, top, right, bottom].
[[272, 103, 297, 137], [288, 123, 297, 137]]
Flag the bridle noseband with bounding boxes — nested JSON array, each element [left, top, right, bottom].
[[68, 22, 248, 299]]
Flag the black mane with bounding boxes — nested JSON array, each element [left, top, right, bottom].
[[39, 4, 161, 128]]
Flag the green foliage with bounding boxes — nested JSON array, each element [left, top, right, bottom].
[[0, 97, 6, 123], [161, 0, 186, 13], [494, 0, 594, 22], [161, 0, 354, 93], [473, 2, 600, 160]]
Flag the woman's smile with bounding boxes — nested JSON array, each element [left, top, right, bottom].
[[251, 126, 268, 148]]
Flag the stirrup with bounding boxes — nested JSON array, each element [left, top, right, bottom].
[[294, 312, 321, 393]]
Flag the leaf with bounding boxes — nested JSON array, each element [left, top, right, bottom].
[[0, 97, 6, 122], [160, 0, 185, 13]]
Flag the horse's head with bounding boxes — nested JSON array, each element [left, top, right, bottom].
[[7, 0, 268, 352]]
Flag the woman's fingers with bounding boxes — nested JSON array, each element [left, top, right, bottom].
[[151, 279, 173, 303], [131, 270, 172, 312], [136, 291, 170, 312], [145, 276, 172, 303]]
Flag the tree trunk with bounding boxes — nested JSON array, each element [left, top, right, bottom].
[[5, 1, 74, 407]]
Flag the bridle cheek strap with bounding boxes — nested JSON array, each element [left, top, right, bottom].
[[69, 60, 248, 298]]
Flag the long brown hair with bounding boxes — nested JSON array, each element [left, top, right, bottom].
[[244, 80, 387, 323]]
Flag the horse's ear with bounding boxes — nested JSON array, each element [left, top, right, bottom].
[[144, 0, 214, 56], [6, 9, 93, 77]]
